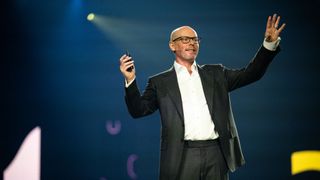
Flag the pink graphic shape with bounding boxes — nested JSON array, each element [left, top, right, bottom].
[[127, 154, 139, 179], [106, 120, 121, 135]]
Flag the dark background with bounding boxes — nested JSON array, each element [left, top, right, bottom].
[[1, 0, 320, 179]]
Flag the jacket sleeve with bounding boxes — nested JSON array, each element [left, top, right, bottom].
[[224, 45, 280, 92], [125, 78, 158, 118]]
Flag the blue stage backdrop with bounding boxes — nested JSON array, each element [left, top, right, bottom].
[[2, 0, 320, 179]]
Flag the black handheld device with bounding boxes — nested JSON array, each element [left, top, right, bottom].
[[125, 51, 134, 72]]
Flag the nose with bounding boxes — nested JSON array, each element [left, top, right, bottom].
[[188, 42, 197, 48]]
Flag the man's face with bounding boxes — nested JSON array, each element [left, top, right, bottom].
[[169, 27, 200, 63]]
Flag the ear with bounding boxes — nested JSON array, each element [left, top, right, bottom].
[[169, 41, 176, 52]]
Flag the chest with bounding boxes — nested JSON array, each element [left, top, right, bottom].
[[176, 72, 207, 105]]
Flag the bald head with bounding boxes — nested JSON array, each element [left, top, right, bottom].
[[170, 26, 198, 42], [168, 26, 199, 65]]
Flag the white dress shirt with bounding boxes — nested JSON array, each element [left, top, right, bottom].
[[174, 61, 219, 140]]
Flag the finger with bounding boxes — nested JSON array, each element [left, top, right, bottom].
[[272, 14, 277, 26], [120, 54, 132, 62], [120, 54, 127, 62], [277, 23, 286, 33], [266, 16, 272, 29], [275, 16, 280, 28], [120, 56, 132, 65], [123, 57, 133, 64], [123, 61, 134, 70], [126, 64, 134, 70], [120, 62, 134, 72], [124, 60, 134, 66], [123, 63, 135, 71]]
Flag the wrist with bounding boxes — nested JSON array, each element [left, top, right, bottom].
[[125, 76, 136, 88], [126, 76, 134, 83], [263, 37, 281, 51]]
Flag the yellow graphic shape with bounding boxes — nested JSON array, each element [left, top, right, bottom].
[[291, 150, 320, 175]]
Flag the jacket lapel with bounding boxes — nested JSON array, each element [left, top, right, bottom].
[[163, 67, 184, 122], [198, 65, 214, 117], [198, 65, 228, 136]]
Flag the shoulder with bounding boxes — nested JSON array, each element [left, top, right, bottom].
[[149, 67, 174, 81], [199, 64, 225, 72], [199, 64, 228, 82]]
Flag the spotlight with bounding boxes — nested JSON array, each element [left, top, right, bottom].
[[87, 13, 95, 21]]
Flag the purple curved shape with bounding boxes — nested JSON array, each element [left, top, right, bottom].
[[106, 120, 121, 135], [127, 154, 139, 179]]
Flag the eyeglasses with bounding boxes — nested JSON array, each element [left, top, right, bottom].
[[172, 36, 201, 44]]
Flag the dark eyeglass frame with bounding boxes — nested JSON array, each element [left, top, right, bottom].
[[172, 36, 201, 44]]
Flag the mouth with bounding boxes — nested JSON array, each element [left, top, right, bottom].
[[185, 48, 197, 52]]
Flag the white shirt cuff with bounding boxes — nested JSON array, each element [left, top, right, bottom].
[[125, 77, 136, 88], [263, 37, 281, 51]]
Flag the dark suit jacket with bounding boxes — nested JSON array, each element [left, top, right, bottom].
[[125, 46, 280, 180]]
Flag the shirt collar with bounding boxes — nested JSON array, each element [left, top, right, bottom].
[[173, 60, 198, 74]]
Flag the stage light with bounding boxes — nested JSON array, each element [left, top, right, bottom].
[[87, 13, 95, 21]]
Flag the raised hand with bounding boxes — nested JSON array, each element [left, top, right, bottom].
[[265, 14, 286, 42], [119, 54, 135, 83]]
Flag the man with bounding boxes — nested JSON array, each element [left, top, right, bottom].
[[119, 14, 285, 180]]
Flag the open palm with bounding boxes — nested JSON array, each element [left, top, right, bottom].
[[265, 14, 286, 42]]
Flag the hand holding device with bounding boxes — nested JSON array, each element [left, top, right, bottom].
[[119, 51, 135, 83], [125, 51, 134, 72]]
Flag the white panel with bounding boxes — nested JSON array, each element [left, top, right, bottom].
[[3, 126, 41, 180]]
